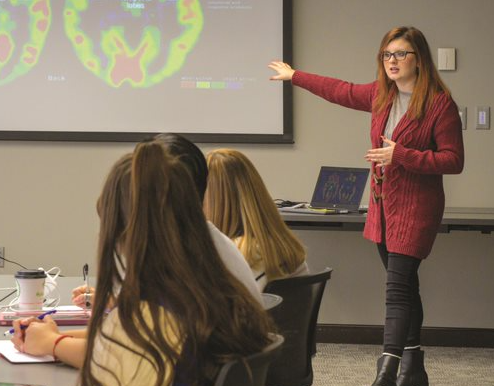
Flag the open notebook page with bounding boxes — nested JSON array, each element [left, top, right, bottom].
[[0, 340, 55, 363]]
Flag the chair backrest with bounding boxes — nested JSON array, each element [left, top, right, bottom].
[[213, 333, 284, 386], [263, 267, 332, 386]]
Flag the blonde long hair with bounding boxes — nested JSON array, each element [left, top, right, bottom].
[[204, 149, 306, 281], [81, 141, 272, 386], [373, 26, 450, 120]]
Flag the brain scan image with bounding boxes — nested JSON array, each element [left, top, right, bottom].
[[64, 0, 204, 88], [0, 0, 52, 86]]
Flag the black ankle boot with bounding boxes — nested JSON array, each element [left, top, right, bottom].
[[396, 350, 429, 386], [371, 355, 400, 386]]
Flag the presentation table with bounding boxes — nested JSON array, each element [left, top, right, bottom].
[[281, 207, 494, 234]]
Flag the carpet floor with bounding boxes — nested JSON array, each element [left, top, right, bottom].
[[312, 343, 494, 386]]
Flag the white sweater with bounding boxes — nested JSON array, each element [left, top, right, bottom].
[[207, 222, 263, 305]]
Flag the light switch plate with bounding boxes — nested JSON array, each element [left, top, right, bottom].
[[476, 106, 490, 130]]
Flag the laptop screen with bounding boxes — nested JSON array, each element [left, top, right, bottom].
[[310, 166, 369, 211]]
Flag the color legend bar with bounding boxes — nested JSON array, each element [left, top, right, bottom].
[[180, 81, 243, 89]]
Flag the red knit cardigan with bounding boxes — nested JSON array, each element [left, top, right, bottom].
[[292, 71, 464, 259]]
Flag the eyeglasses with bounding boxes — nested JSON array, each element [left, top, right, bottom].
[[382, 51, 416, 61]]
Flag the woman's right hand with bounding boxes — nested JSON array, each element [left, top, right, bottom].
[[71, 285, 95, 307], [268, 61, 295, 81]]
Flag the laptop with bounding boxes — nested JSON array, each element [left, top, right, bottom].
[[280, 166, 369, 215]]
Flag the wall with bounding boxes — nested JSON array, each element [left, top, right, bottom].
[[0, 0, 493, 328]]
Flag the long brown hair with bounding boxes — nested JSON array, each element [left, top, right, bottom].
[[81, 142, 272, 386], [373, 26, 450, 120], [204, 149, 306, 282]]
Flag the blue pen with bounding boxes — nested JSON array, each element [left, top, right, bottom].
[[3, 309, 57, 336]]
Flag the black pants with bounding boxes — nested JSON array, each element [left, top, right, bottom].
[[377, 243, 423, 357]]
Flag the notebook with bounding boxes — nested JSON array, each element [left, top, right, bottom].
[[0, 340, 55, 363], [280, 166, 369, 215]]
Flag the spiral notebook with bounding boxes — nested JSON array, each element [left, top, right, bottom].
[[280, 166, 369, 215]]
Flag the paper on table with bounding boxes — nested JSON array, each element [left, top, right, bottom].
[[0, 340, 55, 363], [47, 305, 82, 311]]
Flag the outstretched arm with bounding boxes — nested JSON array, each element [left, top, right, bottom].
[[269, 61, 375, 112]]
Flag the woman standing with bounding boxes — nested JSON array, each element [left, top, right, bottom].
[[269, 26, 464, 386]]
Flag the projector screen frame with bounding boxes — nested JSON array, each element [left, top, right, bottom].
[[0, 0, 293, 144]]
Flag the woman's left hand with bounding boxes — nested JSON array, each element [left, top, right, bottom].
[[11, 315, 60, 357], [365, 136, 396, 167]]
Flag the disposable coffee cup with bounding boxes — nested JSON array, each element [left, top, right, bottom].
[[15, 269, 46, 310]]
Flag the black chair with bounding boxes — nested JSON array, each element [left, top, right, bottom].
[[263, 268, 332, 386], [213, 333, 284, 386]]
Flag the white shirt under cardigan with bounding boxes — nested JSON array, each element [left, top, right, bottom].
[[207, 222, 263, 305]]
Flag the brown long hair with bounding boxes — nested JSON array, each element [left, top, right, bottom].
[[81, 141, 272, 386], [204, 149, 306, 282], [373, 26, 450, 120]]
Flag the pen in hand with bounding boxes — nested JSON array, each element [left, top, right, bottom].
[[83, 263, 91, 308], [3, 309, 57, 336]]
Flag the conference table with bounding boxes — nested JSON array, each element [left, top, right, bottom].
[[281, 207, 494, 234], [0, 276, 87, 386], [0, 325, 80, 386], [0, 278, 282, 385], [0, 352, 79, 386]]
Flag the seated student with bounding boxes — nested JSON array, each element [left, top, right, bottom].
[[203, 148, 308, 291], [12, 140, 273, 386], [72, 133, 262, 307]]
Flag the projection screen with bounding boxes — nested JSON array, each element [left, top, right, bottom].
[[0, 0, 292, 142]]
